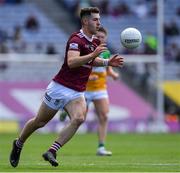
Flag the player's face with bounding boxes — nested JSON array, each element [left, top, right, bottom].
[[88, 13, 101, 35], [96, 31, 107, 44]]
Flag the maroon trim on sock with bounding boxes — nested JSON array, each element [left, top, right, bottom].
[[48, 141, 62, 154], [55, 141, 62, 147]]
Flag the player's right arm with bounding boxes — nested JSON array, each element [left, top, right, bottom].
[[67, 44, 107, 68]]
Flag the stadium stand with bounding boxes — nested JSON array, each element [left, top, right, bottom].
[[0, 0, 179, 132], [0, 2, 68, 54]]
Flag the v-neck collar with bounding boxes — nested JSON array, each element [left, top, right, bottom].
[[80, 29, 95, 42]]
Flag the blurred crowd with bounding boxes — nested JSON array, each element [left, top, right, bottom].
[[0, 0, 58, 55], [0, 0, 179, 63], [61, 0, 180, 63], [61, 0, 157, 18], [164, 20, 180, 62], [0, 0, 23, 4], [0, 14, 58, 54]]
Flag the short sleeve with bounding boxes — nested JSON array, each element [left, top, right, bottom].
[[68, 36, 82, 51]]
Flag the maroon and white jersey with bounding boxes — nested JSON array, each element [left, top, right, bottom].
[[53, 29, 100, 92]]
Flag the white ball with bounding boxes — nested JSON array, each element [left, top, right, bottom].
[[120, 27, 142, 49]]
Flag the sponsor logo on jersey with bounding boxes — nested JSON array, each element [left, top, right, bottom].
[[69, 43, 78, 49]]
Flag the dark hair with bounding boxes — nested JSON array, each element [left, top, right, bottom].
[[98, 26, 107, 35], [80, 7, 100, 19]]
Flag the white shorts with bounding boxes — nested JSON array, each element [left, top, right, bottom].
[[43, 81, 84, 110], [85, 90, 108, 105]]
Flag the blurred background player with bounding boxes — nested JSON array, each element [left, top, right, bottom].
[[85, 26, 119, 156], [60, 26, 119, 156]]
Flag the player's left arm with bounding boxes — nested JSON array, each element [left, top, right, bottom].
[[93, 54, 124, 67], [107, 66, 119, 80]]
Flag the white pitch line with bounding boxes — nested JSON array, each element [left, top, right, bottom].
[[1, 162, 180, 167], [81, 163, 180, 166]]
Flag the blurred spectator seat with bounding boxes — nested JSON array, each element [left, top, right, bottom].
[[101, 15, 157, 54], [0, 3, 68, 54]]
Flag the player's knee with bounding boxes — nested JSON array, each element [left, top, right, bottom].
[[72, 114, 85, 126], [75, 116, 85, 125], [99, 112, 108, 123]]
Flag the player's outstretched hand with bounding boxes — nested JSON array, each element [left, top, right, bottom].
[[92, 44, 107, 58], [108, 54, 124, 67]]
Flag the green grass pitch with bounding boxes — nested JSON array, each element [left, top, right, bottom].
[[0, 133, 180, 172]]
